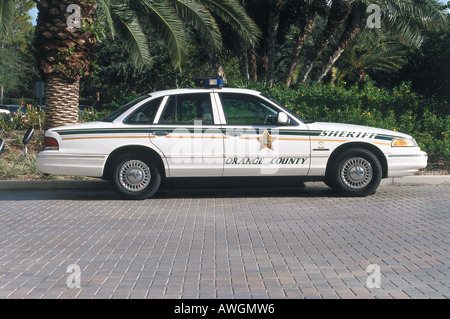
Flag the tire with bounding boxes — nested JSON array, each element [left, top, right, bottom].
[[111, 153, 161, 199], [329, 148, 382, 197]]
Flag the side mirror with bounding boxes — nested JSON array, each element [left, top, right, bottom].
[[23, 126, 34, 145], [278, 112, 289, 125], [0, 138, 4, 156], [23, 126, 34, 157]]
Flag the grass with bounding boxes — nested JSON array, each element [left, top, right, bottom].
[[0, 130, 91, 181]]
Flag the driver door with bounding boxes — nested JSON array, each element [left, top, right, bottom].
[[215, 92, 311, 177]]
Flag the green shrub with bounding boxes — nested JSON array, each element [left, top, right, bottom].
[[231, 81, 448, 162], [0, 105, 45, 132], [79, 106, 100, 122]]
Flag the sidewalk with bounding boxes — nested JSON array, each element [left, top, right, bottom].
[[0, 175, 449, 191]]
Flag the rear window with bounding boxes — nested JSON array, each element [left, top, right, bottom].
[[124, 97, 163, 124], [102, 96, 149, 122]]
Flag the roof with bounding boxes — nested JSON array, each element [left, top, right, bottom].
[[147, 87, 262, 98]]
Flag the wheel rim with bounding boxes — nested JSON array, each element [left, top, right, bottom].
[[341, 157, 373, 189], [118, 160, 151, 192]]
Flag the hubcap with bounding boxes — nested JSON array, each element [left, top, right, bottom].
[[119, 160, 151, 192], [341, 157, 373, 189]]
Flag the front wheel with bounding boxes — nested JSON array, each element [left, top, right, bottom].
[[111, 153, 161, 199], [329, 148, 382, 197]]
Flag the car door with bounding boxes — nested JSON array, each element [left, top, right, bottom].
[[215, 92, 311, 177], [149, 92, 224, 177]]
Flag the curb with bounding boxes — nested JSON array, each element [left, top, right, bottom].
[[0, 176, 449, 191], [380, 175, 450, 186]]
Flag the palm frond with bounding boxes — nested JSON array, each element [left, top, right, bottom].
[[197, 0, 261, 47], [0, 0, 18, 39], [133, 0, 187, 68], [97, 0, 116, 37], [110, 3, 152, 71], [174, 0, 222, 51], [382, 0, 448, 47]]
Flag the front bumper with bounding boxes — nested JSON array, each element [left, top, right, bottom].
[[387, 151, 428, 177]]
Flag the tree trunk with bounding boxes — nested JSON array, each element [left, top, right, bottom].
[[248, 47, 258, 82], [314, 5, 365, 82], [357, 69, 368, 83], [45, 73, 80, 130], [266, 0, 283, 83], [285, 7, 318, 88], [33, 0, 96, 129], [298, 0, 352, 83], [237, 40, 249, 81], [208, 48, 227, 84]]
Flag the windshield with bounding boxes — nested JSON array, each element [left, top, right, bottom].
[[261, 94, 312, 123], [102, 96, 150, 122]]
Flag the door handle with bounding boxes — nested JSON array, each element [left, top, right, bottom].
[[152, 131, 169, 136], [226, 132, 242, 137]]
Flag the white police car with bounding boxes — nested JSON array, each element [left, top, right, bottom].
[[36, 78, 427, 199]]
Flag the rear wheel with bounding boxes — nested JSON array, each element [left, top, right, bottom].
[[329, 148, 382, 197], [111, 153, 161, 199]]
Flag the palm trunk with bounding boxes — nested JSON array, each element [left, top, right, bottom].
[[237, 40, 249, 80], [45, 74, 80, 130], [314, 5, 365, 82], [266, 0, 283, 83], [248, 47, 258, 82], [298, 0, 352, 83], [208, 48, 227, 84], [33, 0, 96, 129], [285, 7, 318, 88]]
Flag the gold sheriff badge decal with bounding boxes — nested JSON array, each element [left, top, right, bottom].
[[257, 130, 277, 151]]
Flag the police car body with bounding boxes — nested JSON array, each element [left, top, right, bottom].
[[36, 80, 427, 198]]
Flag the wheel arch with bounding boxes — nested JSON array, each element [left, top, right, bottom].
[[325, 142, 388, 179], [102, 145, 166, 180]]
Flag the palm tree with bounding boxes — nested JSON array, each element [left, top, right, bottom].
[[313, 1, 366, 82], [31, 0, 260, 129], [313, 0, 447, 83], [0, 0, 18, 39], [296, 0, 353, 83], [33, 0, 97, 129], [284, 0, 326, 87], [331, 32, 408, 84], [239, 0, 321, 84], [0, 0, 19, 104]]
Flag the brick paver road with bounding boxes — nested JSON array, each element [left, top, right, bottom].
[[0, 182, 449, 299]]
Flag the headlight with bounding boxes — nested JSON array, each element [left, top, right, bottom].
[[391, 138, 417, 147]]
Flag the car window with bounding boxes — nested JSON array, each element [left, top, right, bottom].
[[125, 97, 163, 124], [159, 93, 214, 125], [219, 93, 281, 125], [102, 95, 149, 122]]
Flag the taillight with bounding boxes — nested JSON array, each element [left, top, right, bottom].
[[44, 137, 59, 150]]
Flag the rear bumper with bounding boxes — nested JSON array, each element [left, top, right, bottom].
[[387, 151, 428, 177], [36, 152, 107, 177]]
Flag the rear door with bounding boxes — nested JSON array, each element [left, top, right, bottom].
[[150, 92, 224, 177]]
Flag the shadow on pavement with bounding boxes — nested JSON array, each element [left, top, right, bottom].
[[0, 177, 337, 201]]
